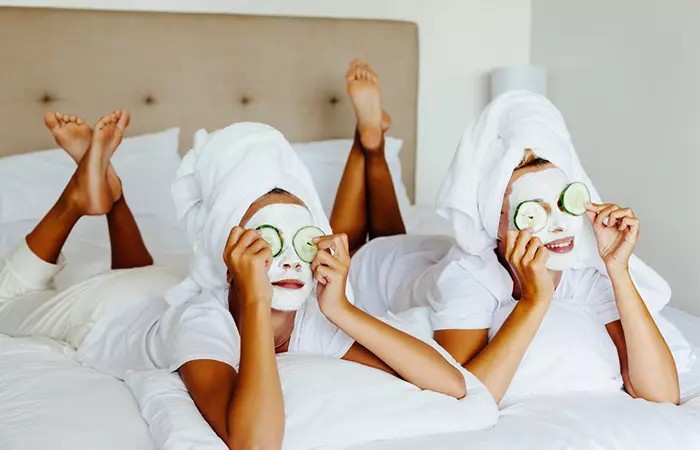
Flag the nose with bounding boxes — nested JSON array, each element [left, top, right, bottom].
[[278, 247, 303, 271], [549, 208, 570, 234], [281, 261, 302, 271]]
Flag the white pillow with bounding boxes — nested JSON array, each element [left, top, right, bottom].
[[292, 137, 412, 217], [125, 309, 498, 450], [0, 128, 181, 225]]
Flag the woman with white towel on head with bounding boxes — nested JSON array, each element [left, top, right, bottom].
[[0, 106, 467, 450], [348, 91, 692, 406]]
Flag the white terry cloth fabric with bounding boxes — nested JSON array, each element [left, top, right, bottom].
[[436, 91, 670, 314], [165, 122, 353, 356]]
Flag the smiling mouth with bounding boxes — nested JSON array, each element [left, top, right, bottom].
[[545, 237, 575, 254], [272, 279, 305, 290]]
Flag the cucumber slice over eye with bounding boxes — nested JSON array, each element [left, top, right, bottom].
[[559, 182, 591, 216], [293, 226, 325, 263], [514, 201, 548, 233], [257, 225, 283, 257]]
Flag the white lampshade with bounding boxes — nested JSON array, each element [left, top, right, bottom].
[[491, 66, 547, 99]]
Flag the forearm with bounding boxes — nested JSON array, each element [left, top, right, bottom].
[[107, 196, 153, 269], [608, 267, 679, 403], [465, 300, 548, 403], [227, 302, 284, 450], [331, 302, 465, 398]]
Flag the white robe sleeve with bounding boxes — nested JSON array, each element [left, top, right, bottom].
[[0, 241, 64, 302]]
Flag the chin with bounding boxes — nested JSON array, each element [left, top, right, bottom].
[[545, 254, 579, 271], [270, 288, 313, 312]]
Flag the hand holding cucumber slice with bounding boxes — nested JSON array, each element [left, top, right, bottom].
[[559, 182, 591, 216], [257, 225, 283, 257], [514, 201, 548, 233], [293, 226, 325, 263]]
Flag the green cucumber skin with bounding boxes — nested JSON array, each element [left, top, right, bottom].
[[514, 201, 547, 233], [257, 225, 283, 257], [559, 182, 590, 217], [293, 226, 325, 263]]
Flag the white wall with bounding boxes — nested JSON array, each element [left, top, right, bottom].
[[531, 0, 700, 315], [1, 0, 531, 205]]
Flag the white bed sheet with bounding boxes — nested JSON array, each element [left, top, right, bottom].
[[1, 208, 700, 450]]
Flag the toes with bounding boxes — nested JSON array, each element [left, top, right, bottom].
[[69, 115, 77, 123], [43, 110, 59, 129], [76, 117, 85, 125], [116, 110, 131, 130]]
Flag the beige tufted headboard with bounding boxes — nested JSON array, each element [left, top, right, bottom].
[[0, 7, 418, 200]]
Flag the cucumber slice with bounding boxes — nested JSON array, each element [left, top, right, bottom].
[[559, 182, 591, 216], [257, 225, 283, 257], [293, 226, 325, 263], [514, 201, 548, 233]]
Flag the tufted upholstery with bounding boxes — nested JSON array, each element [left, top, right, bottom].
[[0, 7, 418, 199]]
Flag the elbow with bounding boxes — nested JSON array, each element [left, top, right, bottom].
[[444, 367, 468, 400], [627, 384, 680, 406]]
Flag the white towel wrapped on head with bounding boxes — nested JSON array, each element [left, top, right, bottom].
[[165, 122, 337, 308], [436, 91, 670, 313]]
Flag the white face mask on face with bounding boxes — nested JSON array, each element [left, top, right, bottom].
[[244, 203, 316, 311], [507, 168, 587, 271]]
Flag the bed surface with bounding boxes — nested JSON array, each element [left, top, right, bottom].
[[1, 211, 700, 450]]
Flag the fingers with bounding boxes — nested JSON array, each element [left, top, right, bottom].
[[311, 248, 346, 273], [511, 229, 532, 264], [522, 237, 543, 266], [585, 202, 605, 213], [246, 235, 271, 256], [225, 226, 245, 250], [595, 204, 621, 229], [505, 230, 518, 261], [314, 234, 350, 264], [533, 245, 549, 267], [608, 208, 634, 228], [619, 216, 640, 236], [313, 265, 335, 285]]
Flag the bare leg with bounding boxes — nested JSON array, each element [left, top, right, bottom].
[[108, 196, 153, 269], [331, 129, 369, 254], [42, 110, 152, 269], [27, 112, 129, 263], [332, 60, 405, 247], [365, 132, 406, 240]]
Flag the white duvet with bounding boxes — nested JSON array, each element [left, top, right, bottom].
[[2, 212, 700, 450]]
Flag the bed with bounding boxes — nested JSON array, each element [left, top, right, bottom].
[[1, 6, 700, 450]]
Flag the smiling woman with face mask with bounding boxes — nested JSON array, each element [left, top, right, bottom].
[[347, 92, 685, 407], [425, 93, 682, 406]]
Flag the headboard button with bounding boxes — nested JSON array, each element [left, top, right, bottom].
[[144, 95, 156, 105], [240, 96, 251, 106], [40, 93, 55, 104], [329, 96, 340, 105]]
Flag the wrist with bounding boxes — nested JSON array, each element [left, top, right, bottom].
[[605, 263, 630, 279], [520, 294, 552, 308], [238, 291, 272, 310], [321, 296, 353, 323]]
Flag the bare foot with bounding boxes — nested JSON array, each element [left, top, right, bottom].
[[346, 59, 383, 150], [44, 111, 92, 158], [66, 112, 129, 216], [45, 110, 125, 203]]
